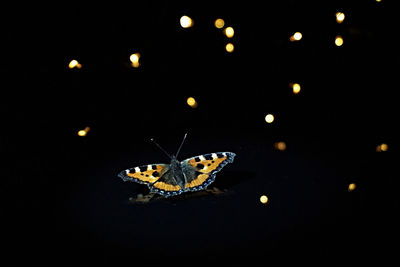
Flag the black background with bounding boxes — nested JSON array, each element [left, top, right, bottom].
[[1, 0, 398, 266]]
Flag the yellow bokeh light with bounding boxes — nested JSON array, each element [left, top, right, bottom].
[[69, 59, 79, 69], [274, 141, 287, 151], [225, 43, 234, 53], [294, 32, 302, 40], [260, 195, 269, 204], [130, 53, 141, 68], [214, 18, 225, 29], [376, 143, 388, 152], [335, 36, 344, 46], [130, 53, 140, 63], [291, 83, 301, 94], [348, 183, 356, 192], [186, 97, 198, 108], [336, 12, 345, 23], [290, 32, 302, 41], [265, 114, 274, 123], [224, 26, 234, 38], [78, 126, 90, 137], [380, 143, 388, 151], [180, 15, 193, 28]]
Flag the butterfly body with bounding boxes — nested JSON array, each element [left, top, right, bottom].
[[167, 155, 186, 189], [118, 152, 236, 198]]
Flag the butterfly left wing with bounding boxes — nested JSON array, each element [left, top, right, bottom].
[[118, 164, 184, 197], [118, 164, 169, 185], [181, 152, 236, 192]]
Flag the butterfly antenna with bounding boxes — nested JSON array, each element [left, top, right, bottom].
[[150, 138, 172, 159], [175, 132, 188, 158]]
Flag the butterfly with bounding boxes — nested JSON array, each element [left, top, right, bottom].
[[118, 133, 236, 197]]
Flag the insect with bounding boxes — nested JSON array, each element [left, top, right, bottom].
[[118, 133, 236, 197]]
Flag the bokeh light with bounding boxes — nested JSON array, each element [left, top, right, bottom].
[[274, 141, 287, 151], [180, 15, 193, 28], [78, 127, 90, 137], [348, 183, 356, 192], [376, 143, 388, 152], [291, 83, 301, 94], [214, 18, 225, 29], [130, 53, 141, 68], [224, 26, 234, 38], [265, 114, 274, 123], [69, 59, 82, 69], [336, 12, 345, 23], [225, 43, 234, 53], [335, 36, 344, 46], [260, 195, 269, 204], [186, 97, 198, 108], [290, 32, 302, 41]]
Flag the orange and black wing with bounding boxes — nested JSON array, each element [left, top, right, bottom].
[[148, 170, 185, 197], [181, 152, 236, 192], [118, 164, 169, 185], [119, 163, 184, 197]]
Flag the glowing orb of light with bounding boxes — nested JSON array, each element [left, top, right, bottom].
[[265, 114, 274, 123]]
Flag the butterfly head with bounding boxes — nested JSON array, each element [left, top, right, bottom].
[[170, 154, 179, 164]]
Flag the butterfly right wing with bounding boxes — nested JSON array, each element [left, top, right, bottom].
[[118, 164, 169, 185], [181, 152, 236, 192]]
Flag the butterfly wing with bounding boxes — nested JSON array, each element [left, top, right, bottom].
[[118, 163, 184, 197], [118, 164, 169, 185], [119, 152, 236, 197], [149, 170, 184, 197], [181, 152, 236, 192]]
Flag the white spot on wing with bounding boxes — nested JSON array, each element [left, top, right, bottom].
[[212, 153, 217, 159], [125, 169, 130, 174], [199, 155, 206, 161], [135, 167, 140, 173], [147, 165, 152, 171]]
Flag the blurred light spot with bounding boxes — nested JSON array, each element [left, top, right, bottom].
[[336, 12, 345, 23], [224, 26, 234, 38], [214, 18, 225, 29], [225, 43, 234, 53], [376, 143, 388, 152], [348, 183, 356, 192], [293, 32, 302, 40], [260, 195, 269, 204], [78, 126, 90, 137], [180, 15, 193, 28], [274, 141, 287, 151], [335, 36, 344, 46], [69, 59, 81, 69], [376, 0, 382, 2], [130, 53, 141, 68], [290, 32, 302, 41], [265, 114, 274, 123], [187, 97, 198, 108], [290, 83, 301, 94]]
